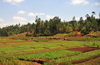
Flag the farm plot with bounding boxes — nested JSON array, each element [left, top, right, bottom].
[[0, 39, 100, 65], [55, 50, 100, 65], [17, 50, 81, 60]]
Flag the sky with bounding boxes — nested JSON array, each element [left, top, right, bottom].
[[0, 0, 100, 27]]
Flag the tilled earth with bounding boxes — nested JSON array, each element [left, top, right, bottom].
[[67, 46, 100, 53]]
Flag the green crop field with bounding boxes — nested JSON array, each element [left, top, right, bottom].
[[0, 37, 100, 65]]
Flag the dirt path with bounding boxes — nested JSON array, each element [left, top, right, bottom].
[[0, 40, 33, 43]]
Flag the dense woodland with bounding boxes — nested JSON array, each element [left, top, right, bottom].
[[0, 12, 100, 36]]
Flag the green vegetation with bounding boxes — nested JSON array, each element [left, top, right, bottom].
[[55, 50, 100, 63], [0, 57, 19, 65], [0, 39, 100, 57], [17, 50, 80, 60], [0, 12, 100, 37], [0, 37, 100, 65], [85, 41, 100, 48], [0, 33, 100, 65]]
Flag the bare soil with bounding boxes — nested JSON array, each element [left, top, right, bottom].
[[33, 58, 47, 64], [33, 58, 47, 62], [20, 60, 41, 65], [19, 58, 47, 65], [33, 62, 41, 65], [0, 63, 3, 65], [0, 40, 33, 43], [68, 46, 100, 53]]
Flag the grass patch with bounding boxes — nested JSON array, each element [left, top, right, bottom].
[[55, 50, 100, 63], [17, 50, 80, 60], [84, 41, 100, 48]]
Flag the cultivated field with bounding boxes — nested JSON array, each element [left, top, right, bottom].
[[0, 36, 100, 65]]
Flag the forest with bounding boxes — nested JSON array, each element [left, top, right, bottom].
[[0, 12, 100, 36]]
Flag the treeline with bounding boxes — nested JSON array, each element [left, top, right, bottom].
[[0, 12, 100, 36]]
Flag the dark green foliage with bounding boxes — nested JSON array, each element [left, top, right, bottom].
[[0, 12, 100, 36]]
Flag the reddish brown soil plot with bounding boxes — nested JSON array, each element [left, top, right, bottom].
[[33, 58, 47, 64], [0, 63, 3, 65], [68, 46, 100, 53], [20, 60, 41, 65], [19, 58, 46, 65], [0, 40, 33, 43]]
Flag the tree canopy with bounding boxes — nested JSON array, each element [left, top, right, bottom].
[[0, 12, 100, 36]]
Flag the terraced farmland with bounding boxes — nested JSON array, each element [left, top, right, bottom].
[[0, 38, 100, 65]]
